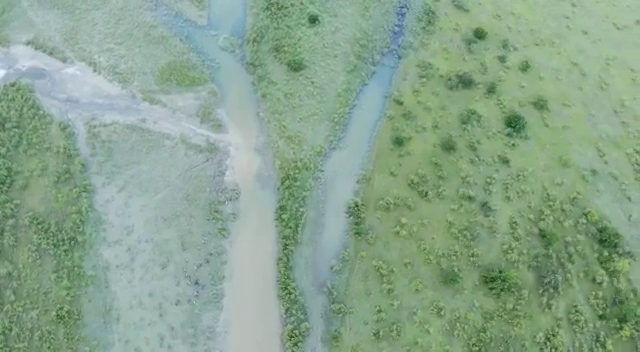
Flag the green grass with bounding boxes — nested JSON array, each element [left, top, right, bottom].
[[156, 59, 210, 88], [197, 88, 225, 132], [0, 0, 16, 45], [247, 0, 399, 158], [188, 0, 206, 11], [18, 0, 208, 91], [275, 155, 322, 351], [329, 0, 640, 351], [0, 81, 94, 351], [0, 33, 8, 47], [25, 36, 71, 63]]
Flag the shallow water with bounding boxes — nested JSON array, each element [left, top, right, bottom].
[[157, 0, 410, 350], [296, 2, 410, 351], [154, 2, 282, 352]]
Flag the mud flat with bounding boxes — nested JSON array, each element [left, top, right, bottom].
[[0, 45, 236, 351], [81, 122, 231, 352]]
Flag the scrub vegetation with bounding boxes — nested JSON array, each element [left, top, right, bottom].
[[329, 0, 640, 351], [0, 1, 14, 46], [0, 81, 94, 351], [24, 36, 70, 63], [247, 0, 399, 156], [156, 59, 210, 88]]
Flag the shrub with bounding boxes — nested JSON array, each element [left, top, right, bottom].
[[446, 71, 476, 90], [346, 198, 366, 224], [538, 228, 560, 248], [460, 108, 483, 126], [307, 13, 320, 26], [497, 54, 508, 64], [518, 59, 532, 73], [452, 0, 470, 12], [531, 96, 550, 112], [595, 223, 624, 251], [472, 27, 488, 41], [538, 267, 562, 299], [441, 267, 462, 285], [503, 110, 527, 136], [479, 200, 495, 217], [286, 56, 306, 73], [485, 82, 498, 96], [418, 4, 438, 33], [480, 266, 519, 297], [392, 133, 411, 148], [501, 39, 514, 51], [439, 136, 458, 153]]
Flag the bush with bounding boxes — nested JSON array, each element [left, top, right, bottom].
[[460, 108, 483, 126], [480, 266, 519, 297], [452, 0, 470, 12], [531, 96, 550, 112], [392, 133, 411, 148], [441, 267, 462, 285], [439, 136, 458, 153], [503, 110, 527, 136], [446, 71, 476, 90], [286, 56, 306, 73], [472, 27, 488, 41], [542, 270, 562, 295], [485, 82, 498, 96], [518, 59, 532, 73], [418, 4, 438, 33], [538, 228, 560, 248], [307, 13, 320, 26], [595, 224, 624, 251]]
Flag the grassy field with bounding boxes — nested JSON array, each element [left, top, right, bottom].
[[247, 0, 398, 156], [161, 0, 207, 24], [0, 81, 95, 351], [16, 0, 209, 93], [329, 0, 640, 351]]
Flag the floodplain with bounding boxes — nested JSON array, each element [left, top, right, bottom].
[[329, 0, 640, 351]]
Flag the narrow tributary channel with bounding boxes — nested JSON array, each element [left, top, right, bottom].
[[154, 1, 282, 351], [295, 2, 410, 352]]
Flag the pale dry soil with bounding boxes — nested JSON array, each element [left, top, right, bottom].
[[0, 45, 243, 352]]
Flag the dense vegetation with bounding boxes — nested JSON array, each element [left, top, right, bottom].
[[329, 0, 640, 351], [25, 36, 71, 63], [0, 81, 94, 351], [156, 59, 210, 88], [275, 155, 320, 351], [247, 0, 309, 72]]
